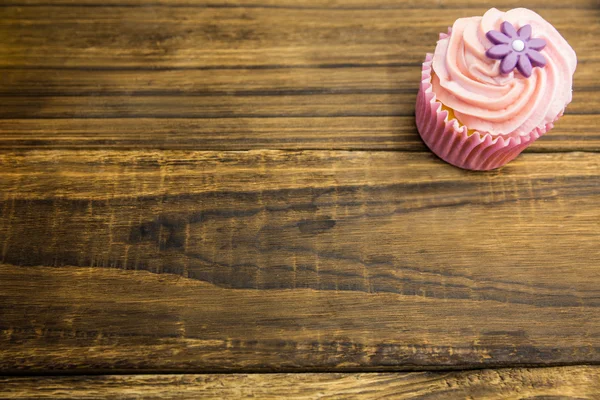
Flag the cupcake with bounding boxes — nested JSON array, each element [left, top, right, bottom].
[[415, 8, 577, 170]]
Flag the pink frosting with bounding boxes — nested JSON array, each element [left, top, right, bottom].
[[431, 8, 577, 137]]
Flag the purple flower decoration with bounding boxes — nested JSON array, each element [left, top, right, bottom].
[[485, 21, 547, 78]]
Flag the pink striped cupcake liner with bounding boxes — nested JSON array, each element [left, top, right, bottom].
[[415, 51, 562, 171]]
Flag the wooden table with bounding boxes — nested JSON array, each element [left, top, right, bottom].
[[1, 0, 599, 398]]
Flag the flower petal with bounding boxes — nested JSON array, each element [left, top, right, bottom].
[[517, 54, 533, 77], [527, 38, 547, 51], [500, 51, 518, 74], [486, 30, 511, 44], [486, 44, 512, 59], [518, 24, 532, 41], [526, 49, 547, 68], [501, 21, 518, 38]]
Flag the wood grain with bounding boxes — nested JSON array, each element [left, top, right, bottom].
[[1, 91, 599, 119], [1, 114, 599, 151], [3, 0, 599, 8], [1, 150, 599, 372], [2, 367, 600, 399]]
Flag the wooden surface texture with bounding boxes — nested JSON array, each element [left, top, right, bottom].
[[2, 366, 600, 399], [1, 0, 599, 397]]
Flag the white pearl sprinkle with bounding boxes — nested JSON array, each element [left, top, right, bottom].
[[511, 39, 525, 52]]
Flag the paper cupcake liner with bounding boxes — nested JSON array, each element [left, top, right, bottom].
[[415, 52, 562, 171]]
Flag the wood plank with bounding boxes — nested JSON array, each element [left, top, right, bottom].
[[0, 93, 417, 118], [1, 367, 600, 399], [1, 88, 598, 119], [0, 67, 423, 95], [1, 150, 599, 372], [1, 114, 598, 151], [0, 7, 595, 68], [1, 66, 596, 97], [3, 0, 599, 8]]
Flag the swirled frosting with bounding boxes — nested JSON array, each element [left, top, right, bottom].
[[431, 8, 577, 137]]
